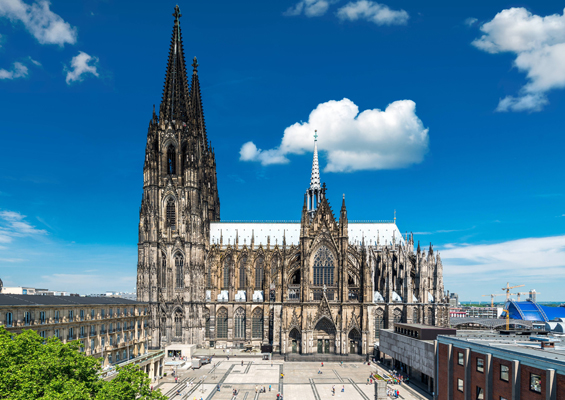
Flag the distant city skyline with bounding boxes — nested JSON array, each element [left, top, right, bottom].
[[0, 0, 563, 301]]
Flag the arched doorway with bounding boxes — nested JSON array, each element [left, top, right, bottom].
[[314, 318, 336, 354], [348, 328, 361, 354], [289, 328, 301, 354]]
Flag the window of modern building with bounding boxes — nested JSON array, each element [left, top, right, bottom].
[[91, 309, 95, 319], [458, 352, 464, 366], [80, 326, 85, 338], [108, 354, 112, 364], [39, 330, 46, 338], [255, 257, 264, 289], [216, 308, 228, 339], [80, 340, 85, 352], [101, 337, 105, 347], [313, 246, 334, 286], [101, 324, 106, 334], [457, 379, 464, 392], [500, 365, 509, 382], [234, 308, 246, 339], [144, 307, 147, 315], [101, 309, 105, 318], [117, 308, 121, 317], [123, 350, 127, 360], [55, 310, 59, 323], [24, 311, 32, 326], [476, 386, 484, 400], [54, 329, 59, 339], [68, 310, 74, 321], [90, 339, 95, 350], [80, 310, 84, 321], [40, 311, 45, 324], [530, 374, 541, 393], [477, 358, 484, 373], [110, 336, 113, 346], [117, 334, 121, 343], [109, 308, 113, 318], [252, 308, 263, 339], [130, 308, 133, 316], [5, 312, 13, 327], [68, 327, 74, 340]]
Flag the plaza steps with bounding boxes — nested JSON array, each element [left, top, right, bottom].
[[284, 353, 368, 362]]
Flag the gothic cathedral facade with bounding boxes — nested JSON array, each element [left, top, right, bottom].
[[137, 7, 449, 356]]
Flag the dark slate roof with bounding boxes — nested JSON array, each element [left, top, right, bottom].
[[0, 294, 144, 307]]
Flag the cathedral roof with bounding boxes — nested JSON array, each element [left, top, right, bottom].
[[210, 222, 404, 247]]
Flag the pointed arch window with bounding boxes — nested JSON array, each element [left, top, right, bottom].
[[252, 308, 263, 339], [166, 198, 176, 230], [223, 256, 233, 290], [160, 252, 167, 287], [216, 308, 228, 339], [175, 254, 184, 288], [174, 310, 182, 337], [234, 308, 246, 339], [313, 246, 335, 286], [239, 256, 247, 289], [271, 256, 279, 285], [255, 257, 264, 289], [374, 310, 384, 339], [167, 144, 176, 175], [204, 309, 210, 338]]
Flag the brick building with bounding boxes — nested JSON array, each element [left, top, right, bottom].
[[437, 331, 564, 400]]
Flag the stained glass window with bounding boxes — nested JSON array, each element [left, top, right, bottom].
[[313, 246, 334, 286]]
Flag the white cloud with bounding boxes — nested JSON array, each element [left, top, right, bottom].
[[0, 0, 77, 46], [0, 209, 47, 243], [336, 1, 409, 26], [27, 56, 41, 66], [0, 61, 28, 79], [283, 0, 336, 17], [441, 235, 565, 280], [472, 7, 565, 112], [240, 98, 429, 172], [65, 51, 99, 84], [465, 17, 478, 27]]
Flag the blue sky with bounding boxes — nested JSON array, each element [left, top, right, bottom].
[[0, 0, 563, 301]]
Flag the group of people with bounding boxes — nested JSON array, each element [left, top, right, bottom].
[[330, 385, 345, 396], [255, 385, 270, 393]]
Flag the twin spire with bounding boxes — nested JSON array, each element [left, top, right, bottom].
[[306, 131, 323, 219], [160, 5, 204, 131]]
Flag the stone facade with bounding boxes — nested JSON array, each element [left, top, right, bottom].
[[0, 295, 150, 367], [137, 6, 449, 356]]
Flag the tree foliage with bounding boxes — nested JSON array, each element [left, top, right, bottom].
[[0, 327, 166, 400]]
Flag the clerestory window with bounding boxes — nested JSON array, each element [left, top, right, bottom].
[[255, 257, 264, 289]]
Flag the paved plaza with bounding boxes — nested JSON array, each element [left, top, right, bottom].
[[154, 358, 432, 400]]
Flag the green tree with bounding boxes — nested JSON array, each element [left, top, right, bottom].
[[0, 327, 166, 400]]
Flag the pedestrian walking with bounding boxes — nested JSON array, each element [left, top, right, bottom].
[[341, 385, 344, 392], [269, 385, 271, 392]]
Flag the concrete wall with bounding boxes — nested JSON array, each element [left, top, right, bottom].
[[379, 329, 435, 378]]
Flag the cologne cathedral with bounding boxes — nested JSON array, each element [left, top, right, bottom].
[[137, 7, 449, 356]]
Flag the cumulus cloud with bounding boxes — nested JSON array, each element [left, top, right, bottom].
[[472, 7, 565, 112], [0, 61, 28, 79], [65, 51, 99, 84], [0, 0, 77, 46], [337, 1, 409, 26], [441, 235, 565, 280], [283, 0, 336, 17], [240, 98, 429, 172], [0, 210, 47, 244]]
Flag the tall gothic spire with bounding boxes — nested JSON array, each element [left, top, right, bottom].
[[310, 130, 320, 189], [190, 56, 208, 145], [160, 5, 190, 122]]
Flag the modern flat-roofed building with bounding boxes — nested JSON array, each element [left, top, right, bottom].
[[377, 323, 456, 394], [437, 330, 565, 400], [0, 294, 151, 367]]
